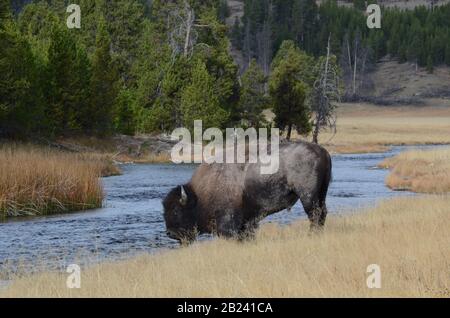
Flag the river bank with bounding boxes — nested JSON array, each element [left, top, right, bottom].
[[1, 194, 448, 297]]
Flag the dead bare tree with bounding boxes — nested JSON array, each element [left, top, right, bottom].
[[255, 0, 273, 78], [256, 18, 272, 77], [312, 35, 341, 144], [340, 31, 371, 99], [167, 0, 198, 60], [243, 17, 252, 68], [166, 0, 214, 62]]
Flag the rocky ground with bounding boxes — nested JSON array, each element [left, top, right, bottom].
[[48, 135, 175, 164]]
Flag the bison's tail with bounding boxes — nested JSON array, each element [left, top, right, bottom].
[[320, 151, 333, 202], [328, 152, 333, 184]]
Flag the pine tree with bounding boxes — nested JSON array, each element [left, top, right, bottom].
[[445, 42, 450, 66], [0, 0, 12, 23], [104, 0, 145, 81], [269, 41, 313, 140], [353, 0, 366, 11], [75, 45, 92, 130], [47, 22, 80, 134], [132, 23, 161, 109], [194, 9, 240, 123], [181, 60, 228, 131], [238, 59, 267, 128], [156, 56, 193, 131], [272, 40, 315, 86], [292, 0, 319, 53], [0, 0, 41, 136], [89, 16, 119, 135], [114, 87, 136, 135], [426, 55, 434, 74]]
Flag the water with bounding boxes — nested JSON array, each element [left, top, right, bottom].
[[0, 145, 442, 274]]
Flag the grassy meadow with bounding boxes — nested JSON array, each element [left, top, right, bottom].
[[308, 102, 450, 154], [1, 195, 448, 298], [0, 144, 120, 218]]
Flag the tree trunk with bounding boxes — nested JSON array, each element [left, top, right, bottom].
[[243, 21, 252, 68], [312, 126, 319, 144], [183, 1, 192, 58], [347, 38, 352, 79], [313, 35, 331, 145], [353, 38, 358, 95], [287, 124, 292, 141]]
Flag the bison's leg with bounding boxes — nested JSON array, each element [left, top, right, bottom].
[[215, 211, 241, 239], [318, 200, 328, 227], [238, 219, 260, 241], [299, 192, 328, 233], [298, 167, 331, 233], [300, 197, 321, 232], [315, 164, 331, 231]]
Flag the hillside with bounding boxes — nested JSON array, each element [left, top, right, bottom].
[[370, 57, 450, 101], [225, 0, 450, 103], [317, 0, 450, 9]]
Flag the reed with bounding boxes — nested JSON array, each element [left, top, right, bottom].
[[0, 144, 113, 217]]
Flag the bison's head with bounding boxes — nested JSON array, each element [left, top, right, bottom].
[[163, 185, 198, 243]]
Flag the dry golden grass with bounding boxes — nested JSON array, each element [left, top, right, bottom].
[[0, 144, 119, 217], [379, 148, 450, 193], [2, 195, 449, 298], [115, 152, 172, 164], [286, 103, 450, 154], [78, 152, 121, 177]]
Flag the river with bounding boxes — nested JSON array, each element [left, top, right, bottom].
[[0, 145, 441, 275]]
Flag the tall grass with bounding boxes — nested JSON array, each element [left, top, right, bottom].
[[379, 148, 450, 193], [0, 144, 116, 217], [1, 195, 449, 297]]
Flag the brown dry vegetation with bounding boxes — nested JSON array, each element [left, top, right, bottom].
[[303, 102, 450, 154], [0, 144, 119, 217], [2, 195, 449, 298], [379, 148, 450, 193]]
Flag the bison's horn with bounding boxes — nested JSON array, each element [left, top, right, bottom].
[[180, 186, 188, 206]]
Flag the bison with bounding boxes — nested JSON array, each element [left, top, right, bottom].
[[163, 141, 332, 243]]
